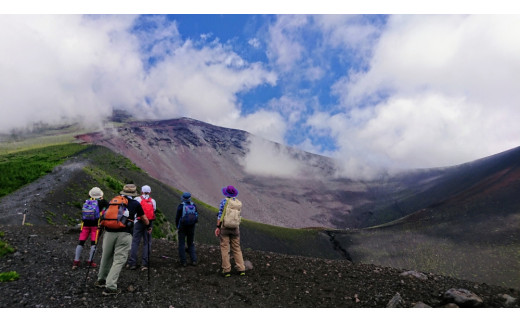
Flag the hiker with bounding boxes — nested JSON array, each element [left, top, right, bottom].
[[175, 192, 198, 267], [72, 187, 108, 269], [127, 185, 156, 271], [95, 184, 146, 296], [214, 185, 245, 277]]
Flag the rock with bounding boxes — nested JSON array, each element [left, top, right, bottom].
[[500, 294, 517, 306], [387, 292, 404, 308], [400, 270, 428, 280], [244, 260, 253, 270], [413, 301, 431, 308], [443, 288, 483, 307]]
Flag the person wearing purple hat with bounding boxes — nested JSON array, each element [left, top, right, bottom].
[[214, 185, 246, 277]]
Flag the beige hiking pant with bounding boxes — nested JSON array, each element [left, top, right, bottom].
[[97, 231, 132, 290], [219, 227, 245, 273]]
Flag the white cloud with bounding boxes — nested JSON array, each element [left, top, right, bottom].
[[142, 40, 277, 123], [323, 15, 520, 176], [0, 15, 278, 135], [241, 135, 304, 177], [266, 15, 308, 72], [0, 15, 143, 131], [232, 109, 287, 144]]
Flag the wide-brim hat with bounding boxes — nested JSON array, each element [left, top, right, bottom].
[[120, 184, 139, 197], [182, 192, 192, 200], [89, 187, 104, 199], [222, 185, 238, 198]]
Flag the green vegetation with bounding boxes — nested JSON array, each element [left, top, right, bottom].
[[0, 232, 15, 257], [0, 271, 20, 282], [0, 143, 88, 197], [151, 208, 176, 240], [0, 232, 18, 283]]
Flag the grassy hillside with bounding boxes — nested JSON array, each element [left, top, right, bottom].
[[0, 143, 340, 260], [0, 143, 88, 197]]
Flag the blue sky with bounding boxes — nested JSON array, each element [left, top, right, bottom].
[[2, 3, 520, 179]]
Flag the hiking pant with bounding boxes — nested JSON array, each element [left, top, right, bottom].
[[128, 221, 152, 267], [97, 231, 132, 291], [219, 227, 245, 273], [178, 224, 197, 264]]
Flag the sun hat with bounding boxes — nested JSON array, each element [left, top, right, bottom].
[[182, 192, 191, 201], [120, 184, 139, 197], [141, 185, 151, 193], [89, 187, 104, 199], [222, 185, 238, 198]]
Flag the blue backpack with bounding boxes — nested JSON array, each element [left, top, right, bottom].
[[179, 202, 198, 227], [82, 199, 100, 221]]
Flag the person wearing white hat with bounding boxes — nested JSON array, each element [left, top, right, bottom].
[[72, 187, 108, 270], [128, 185, 156, 271]]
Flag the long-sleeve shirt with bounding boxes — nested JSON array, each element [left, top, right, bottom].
[[217, 198, 228, 222]]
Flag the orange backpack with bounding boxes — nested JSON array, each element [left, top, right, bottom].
[[100, 195, 129, 229]]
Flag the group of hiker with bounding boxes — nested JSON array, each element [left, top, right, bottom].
[[72, 182, 245, 296]]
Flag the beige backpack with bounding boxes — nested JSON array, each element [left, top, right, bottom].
[[222, 197, 242, 229]]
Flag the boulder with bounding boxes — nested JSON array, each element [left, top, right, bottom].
[[387, 292, 404, 308], [443, 288, 483, 307], [400, 270, 428, 280]]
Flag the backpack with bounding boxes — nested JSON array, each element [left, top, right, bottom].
[[221, 197, 242, 229], [179, 202, 198, 228], [140, 196, 156, 221], [99, 195, 129, 229], [81, 198, 100, 221]]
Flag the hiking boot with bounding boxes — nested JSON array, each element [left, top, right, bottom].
[[102, 288, 121, 296], [72, 260, 80, 270], [94, 280, 106, 288], [141, 266, 148, 271], [181, 262, 187, 267], [221, 272, 231, 278], [238, 271, 246, 276], [86, 261, 98, 268], [127, 265, 137, 270], [191, 261, 198, 266]]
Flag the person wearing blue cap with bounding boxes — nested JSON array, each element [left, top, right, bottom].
[[175, 192, 199, 267]]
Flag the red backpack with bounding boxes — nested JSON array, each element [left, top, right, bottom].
[[140, 196, 155, 221]]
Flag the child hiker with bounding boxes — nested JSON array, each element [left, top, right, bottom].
[[72, 187, 108, 269]]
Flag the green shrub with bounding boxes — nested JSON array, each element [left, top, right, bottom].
[[0, 271, 20, 282], [0, 235, 15, 257]]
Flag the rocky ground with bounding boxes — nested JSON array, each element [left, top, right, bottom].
[[1, 224, 518, 309]]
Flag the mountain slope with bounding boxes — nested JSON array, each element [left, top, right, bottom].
[[77, 118, 374, 229]]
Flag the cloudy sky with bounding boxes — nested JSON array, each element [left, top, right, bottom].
[[1, 3, 519, 179]]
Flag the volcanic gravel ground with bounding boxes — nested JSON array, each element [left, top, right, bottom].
[[0, 225, 518, 308]]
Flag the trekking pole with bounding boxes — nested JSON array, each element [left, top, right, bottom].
[[83, 226, 104, 288], [147, 230, 151, 285]]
